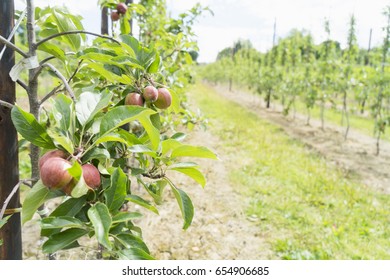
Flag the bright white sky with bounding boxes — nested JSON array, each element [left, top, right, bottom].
[[15, 0, 390, 62]]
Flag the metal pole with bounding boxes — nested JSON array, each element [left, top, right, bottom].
[[0, 0, 22, 260]]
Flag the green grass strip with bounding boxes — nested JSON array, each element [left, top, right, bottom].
[[190, 82, 390, 260]]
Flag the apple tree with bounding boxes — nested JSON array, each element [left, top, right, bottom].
[[0, 0, 215, 259]]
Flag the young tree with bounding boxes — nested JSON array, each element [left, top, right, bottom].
[[0, 0, 215, 259]]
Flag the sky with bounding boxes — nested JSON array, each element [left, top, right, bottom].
[[15, 0, 390, 63]]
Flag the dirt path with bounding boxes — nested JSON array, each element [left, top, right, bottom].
[[138, 126, 271, 259], [212, 83, 390, 194]]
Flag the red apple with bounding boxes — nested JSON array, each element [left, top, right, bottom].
[[117, 3, 128, 14], [40, 158, 73, 190], [143, 85, 158, 102], [39, 150, 67, 170], [154, 88, 172, 109], [125, 92, 144, 106], [111, 10, 120, 21], [82, 164, 101, 189]]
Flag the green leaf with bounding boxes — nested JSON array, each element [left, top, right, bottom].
[[117, 248, 154, 260], [82, 147, 110, 163], [170, 166, 206, 187], [49, 196, 87, 217], [93, 133, 129, 146], [142, 180, 166, 205], [120, 35, 140, 55], [0, 215, 12, 229], [49, 130, 74, 155], [21, 180, 61, 224], [87, 203, 112, 249], [41, 216, 84, 229], [112, 212, 142, 224], [67, 161, 90, 198], [11, 105, 55, 149], [86, 62, 132, 84], [169, 89, 181, 113], [104, 167, 128, 213], [171, 145, 218, 159], [99, 106, 160, 150], [161, 139, 182, 155], [52, 9, 81, 51], [67, 161, 82, 180], [167, 181, 194, 230], [120, 16, 131, 35], [147, 52, 161, 73], [53, 94, 73, 124], [70, 176, 89, 198], [42, 228, 88, 254], [115, 233, 149, 253], [128, 145, 157, 157], [38, 42, 65, 61], [171, 132, 186, 141], [125, 195, 159, 214], [76, 91, 113, 127]]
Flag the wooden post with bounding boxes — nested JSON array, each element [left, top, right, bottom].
[[126, 0, 133, 35], [0, 0, 22, 260], [101, 7, 108, 35]]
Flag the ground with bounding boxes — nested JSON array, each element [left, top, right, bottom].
[[22, 82, 390, 259]]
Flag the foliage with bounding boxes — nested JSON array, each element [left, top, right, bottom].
[[200, 8, 390, 148], [2, 0, 215, 259]]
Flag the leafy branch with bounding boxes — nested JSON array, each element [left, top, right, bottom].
[[35, 30, 121, 47]]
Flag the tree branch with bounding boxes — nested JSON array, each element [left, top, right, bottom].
[[0, 35, 29, 58], [0, 100, 14, 109], [16, 79, 28, 92], [41, 63, 75, 100], [39, 85, 62, 106], [39, 60, 83, 105], [0, 179, 33, 220], [35, 30, 121, 47], [39, 51, 76, 65]]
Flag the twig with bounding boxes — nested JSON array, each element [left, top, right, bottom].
[[35, 30, 120, 47], [141, 172, 165, 179], [0, 180, 32, 220], [39, 60, 83, 105], [0, 181, 21, 220], [39, 85, 62, 105], [0, 8, 27, 60], [16, 79, 28, 92], [41, 63, 75, 100], [0, 100, 14, 109], [67, 59, 84, 83], [39, 51, 76, 65], [0, 35, 29, 58]]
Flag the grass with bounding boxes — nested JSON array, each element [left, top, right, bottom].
[[189, 82, 390, 259]]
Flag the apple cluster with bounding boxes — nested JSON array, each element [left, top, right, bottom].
[[111, 2, 128, 22], [125, 85, 172, 109], [39, 150, 101, 195]]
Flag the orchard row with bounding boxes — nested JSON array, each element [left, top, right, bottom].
[[201, 8, 389, 154]]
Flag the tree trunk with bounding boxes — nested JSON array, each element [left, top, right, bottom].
[[27, 0, 40, 188], [0, 0, 22, 260], [266, 89, 271, 109]]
